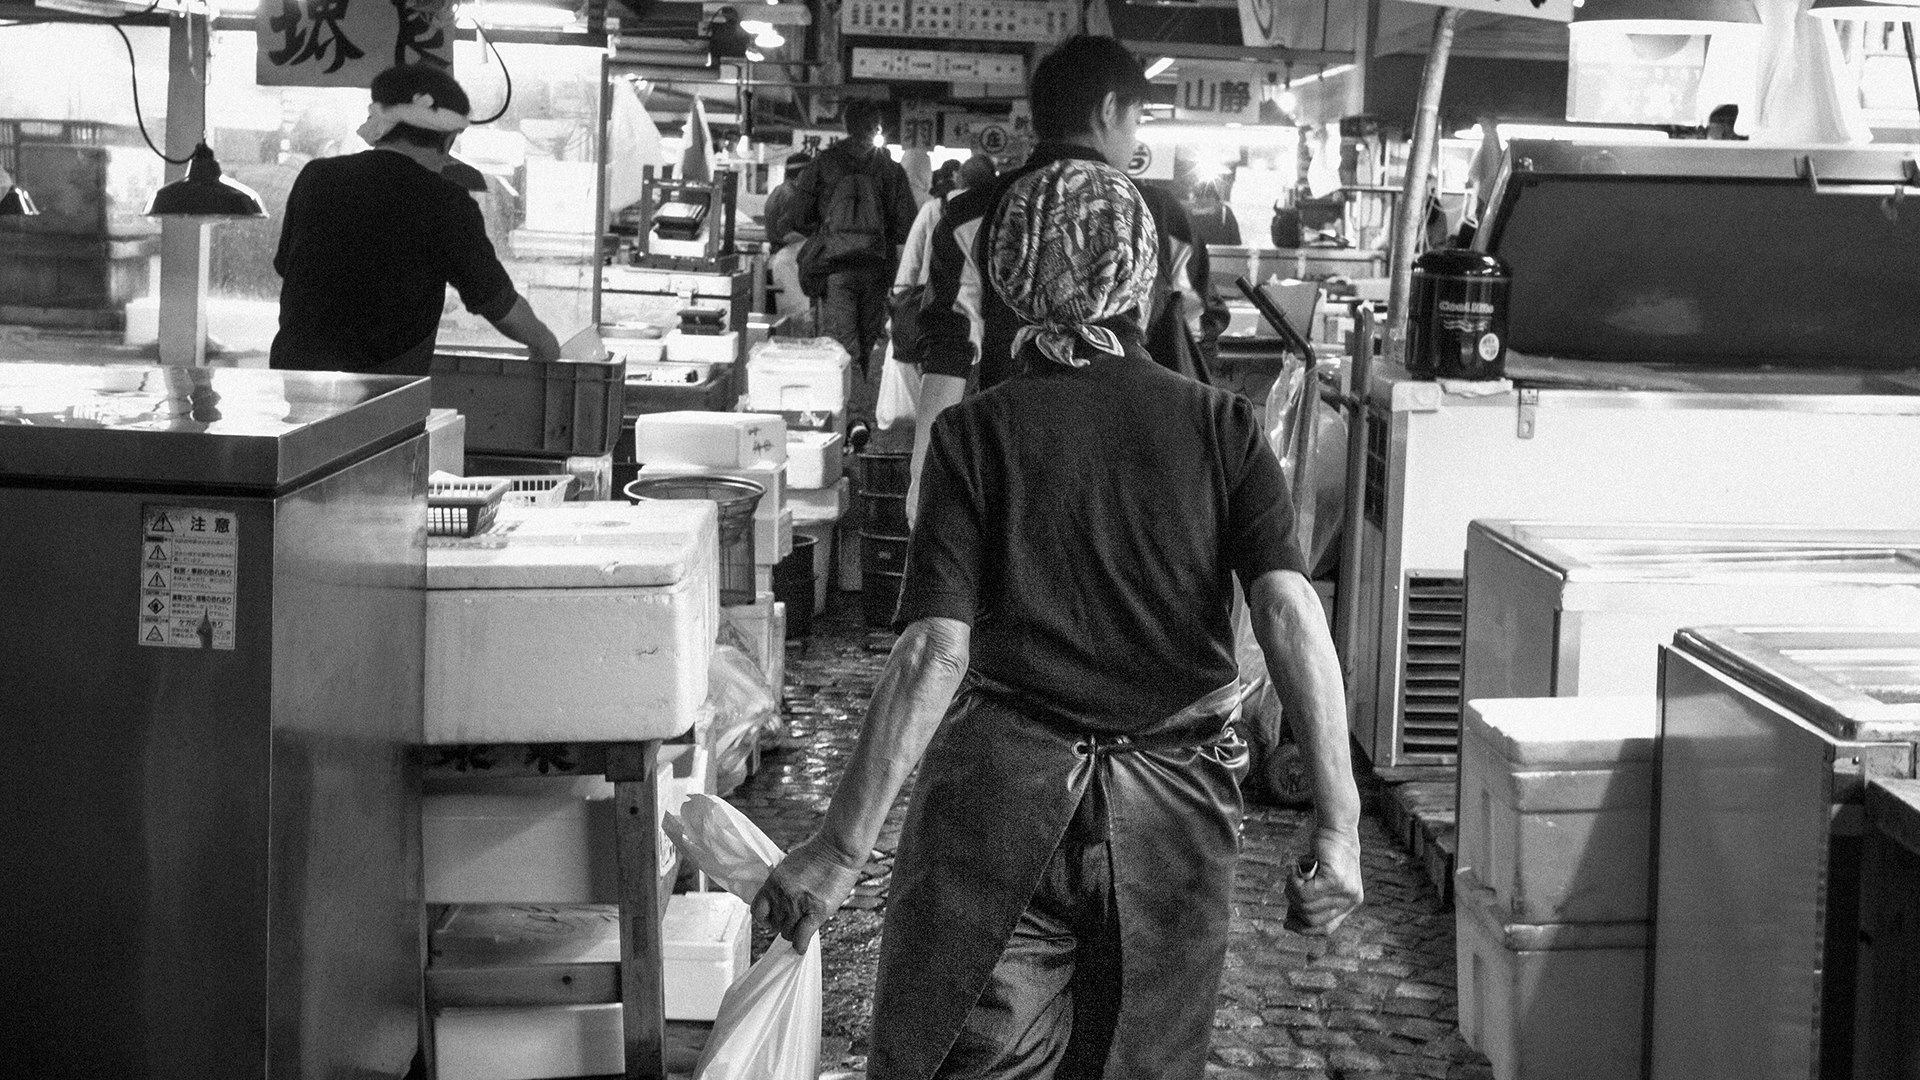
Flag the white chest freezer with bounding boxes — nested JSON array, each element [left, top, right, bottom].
[[1345, 140, 1920, 767], [426, 501, 719, 744], [1464, 521, 1920, 704], [1651, 627, 1920, 1080]]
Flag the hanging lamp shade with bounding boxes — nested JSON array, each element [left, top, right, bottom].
[[1572, 0, 1762, 34], [0, 165, 36, 217], [441, 154, 489, 193], [1808, 0, 1920, 18], [145, 142, 267, 220]]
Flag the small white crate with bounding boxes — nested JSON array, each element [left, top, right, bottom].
[[786, 430, 844, 489]]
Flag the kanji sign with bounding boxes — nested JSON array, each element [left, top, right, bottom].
[[139, 505, 238, 651], [1392, 0, 1572, 19], [258, 0, 456, 89], [900, 101, 939, 151], [1176, 60, 1277, 123]]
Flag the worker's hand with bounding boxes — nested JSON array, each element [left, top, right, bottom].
[[1283, 823, 1364, 936], [752, 834, 865, 954]]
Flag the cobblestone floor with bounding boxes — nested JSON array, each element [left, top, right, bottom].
[[729, 590, 1493, 1080]]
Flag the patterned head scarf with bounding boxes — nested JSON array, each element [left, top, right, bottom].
[[989, 158, 1158, 369]]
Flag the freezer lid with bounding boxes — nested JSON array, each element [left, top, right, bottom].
[[427, 501, 717, 589], [0, 363, 428, 490], [1672, 627, 1920, 741], [1474, 520, 1920, 584], [1475, 140, 1920, 370]]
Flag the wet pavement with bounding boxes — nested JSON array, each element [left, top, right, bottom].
[[727, 588, 1496, 1080]]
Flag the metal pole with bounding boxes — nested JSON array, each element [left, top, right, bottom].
[[1382, 6, 1460, 366]]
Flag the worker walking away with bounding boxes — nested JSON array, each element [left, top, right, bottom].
[[271, 64, 559, 376], [754, 156, 1364, 1080], [761, 152, 814, 333], [789, 100, 918, 437]]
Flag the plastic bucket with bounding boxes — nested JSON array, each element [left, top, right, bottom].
[[773, 533, 818, 638], [623, 475, 765, 605], [858, 451, 912, 496]]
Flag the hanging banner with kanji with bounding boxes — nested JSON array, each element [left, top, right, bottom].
[[1237, 0, 1571, 49], [257, 0, 456, 88], [1175, 61, 1278, 123]]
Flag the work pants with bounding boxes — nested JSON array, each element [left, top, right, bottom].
[[934, 792, 1123, 1080], [819, 265, 891, 379]]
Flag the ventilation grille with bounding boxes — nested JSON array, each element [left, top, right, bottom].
[[1363, 405, 1389, 528], [1399, 575, 1465, 762]]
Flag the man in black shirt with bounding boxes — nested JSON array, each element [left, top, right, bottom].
[[755, 157, 1363, 1080], [271, 64, 559, 376]]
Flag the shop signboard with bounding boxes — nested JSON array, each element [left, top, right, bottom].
[[900, 102, 939, 151], [258, 0, 456, 88], [1175, 60, 1281, 123], [1238, 0, 1570, 48], [791, 128, 844, 156], [1124, 141, 1175, 182]]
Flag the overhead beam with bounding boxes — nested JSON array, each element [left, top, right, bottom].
[[1120, 39, 1355, 69]]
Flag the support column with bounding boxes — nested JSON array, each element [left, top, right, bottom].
[[1383, 6, 1461, 366], [158, 13, 210, 368]]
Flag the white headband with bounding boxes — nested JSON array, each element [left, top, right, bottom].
[[356, 93, 471, 146]]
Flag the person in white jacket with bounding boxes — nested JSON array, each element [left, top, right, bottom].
[[894, 154, 998, 295]]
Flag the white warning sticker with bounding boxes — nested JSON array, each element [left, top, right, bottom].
[[139, 505, 238, 650]]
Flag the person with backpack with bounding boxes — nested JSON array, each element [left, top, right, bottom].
[[788, 101, 918, 393]]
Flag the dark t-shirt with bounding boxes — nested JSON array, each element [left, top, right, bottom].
[[271, 150, 517, 374], [894, 341, 1307, 733]]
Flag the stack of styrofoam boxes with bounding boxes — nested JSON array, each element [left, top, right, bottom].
[[422, 500, 724, 1079], [628, 411, 791, 687], [746, 339, 854, 590], [1454, 696, 1656, 1080]]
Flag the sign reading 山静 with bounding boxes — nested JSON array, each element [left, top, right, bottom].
[[258, 0, 457, 89], [1175, 61, 1283, 124]]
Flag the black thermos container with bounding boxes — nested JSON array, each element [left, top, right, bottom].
[[1406, 249, 1512, 380]]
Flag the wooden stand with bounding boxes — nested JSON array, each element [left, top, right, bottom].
[[422, 740, 669, 1080]]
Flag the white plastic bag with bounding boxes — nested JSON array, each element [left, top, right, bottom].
[[875, 350, 920, 430], [664, 794, 822, 1080], [705, 644, 783, 797]]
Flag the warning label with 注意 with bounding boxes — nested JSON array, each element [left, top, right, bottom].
[[139, 505, 238, 650]]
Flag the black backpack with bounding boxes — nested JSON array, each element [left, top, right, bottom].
[[797, 152, 891, 296]]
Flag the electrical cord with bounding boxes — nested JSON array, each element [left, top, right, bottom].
[[471, 27, 513, 125], [112, 21, 193, 164]]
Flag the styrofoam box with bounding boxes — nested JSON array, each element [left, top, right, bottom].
[[1455, 868, 1647, 1080], [426, 503, 719, 744], [1458, 696, 1656, 925], [426, 408, 466, 476], [422, 778, 677, 908], [721, 590, 782, 681], [632, 410, 785, 468], [786, 430, 845, 489], [663, 330, 739, 365], [637, 461, 786, 524], [754, 506, 794, 566], [790, 476, 851, 524], [608, 339, 666, 365], [795, 520, 833, 615], [746, 342, 853, 414]]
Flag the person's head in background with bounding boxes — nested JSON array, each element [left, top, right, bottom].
[[956, 153, 998, 194], [365, 64, 472, 161], [843, 100, 886, 152], [1028, 36, 1151, 169], [1191, 180, 1224, 213], [783, 152, 812, 184], [929, 160, 961, 199]]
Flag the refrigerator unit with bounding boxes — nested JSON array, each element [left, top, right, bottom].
[[1651, 627, 1920, 1080], [1345, 140, 1920, 767], [0, 362, 431, 1078], [1463, 521, 1920, 703]]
